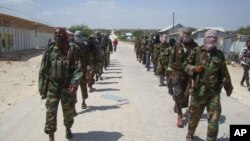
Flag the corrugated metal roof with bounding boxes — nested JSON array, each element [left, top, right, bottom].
[[125, 32, 132, 36], [192, 27, 225, 35], [159, 24, 183, 33], [0, 5, 53, 27], [66, 30, 74, 35]]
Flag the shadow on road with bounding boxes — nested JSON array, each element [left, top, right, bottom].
[[96, 82, 119, 85], [193, 136, 229, 141], [77, 102, 129, 115], [94, 88, 120, 92], [108, 64, 123, 68], [201, 114, 226, 124], [106, 68, 123, 71], [103, 76, 123, 80], [182, 111, 226, 128], [103, 71, 122, 74], [69, 131, 123, 141]]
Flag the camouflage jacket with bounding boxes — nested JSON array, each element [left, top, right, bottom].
[[152, 43, 161, 63], [38, 42, 83, 96], [87, 39, 98, 66], [146, 39, 154, 54], [158, 43, 172, 70], [77, 42, 89, 73], [168, 41, 197, 72], [185, 46, 233, 96], [134, 38, 140, 51], [141, 38, 148, 52]]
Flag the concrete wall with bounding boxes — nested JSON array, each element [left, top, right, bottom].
[[0, 26, 53, 53]]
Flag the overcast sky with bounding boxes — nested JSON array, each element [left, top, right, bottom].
[[0, 0, 250, 30]]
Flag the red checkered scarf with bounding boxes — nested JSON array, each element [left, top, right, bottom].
[[54, 27, 69, 55]]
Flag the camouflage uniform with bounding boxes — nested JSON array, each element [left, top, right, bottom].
[[78, 42, 89, 107], [86, 36, 99, 92], [150, 34, 161, 74], [134, 37, 140, 59], [95, 33, 104, 81], [156, 42, 169, 85], [140, 36, 148, 65], [165, 38, 176, 95], [104, 34, 112, 69], [185, 46, 233, 141], [152, 42, 161, 74], [168, 39, 198, 127], [38, 41, 83, 134], [138, 37, 143, 63], [74, 31, 89, 109], [145, 37, 154, 71]]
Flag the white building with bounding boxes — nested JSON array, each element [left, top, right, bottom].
[[0, 6, 53, 53], [159, 24, 184, 41]]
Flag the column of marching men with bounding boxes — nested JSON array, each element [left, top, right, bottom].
[[38, 27, 234, 141], [133, 27, 233, 141]]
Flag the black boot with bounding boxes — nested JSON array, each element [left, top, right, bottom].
[[65, 128, 73, 139], [49, 132, 54, 141], [186, 132, 193, 141], [82, 99, 87, 109]]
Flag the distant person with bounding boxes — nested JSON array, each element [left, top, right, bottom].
[[39, 27, 83, 141], [113, 38, 118, 52], [239, 38, 250, 90]]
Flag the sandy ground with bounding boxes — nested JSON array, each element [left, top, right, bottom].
[[0, 49, 43, 114], [0, 39, 250, 141]]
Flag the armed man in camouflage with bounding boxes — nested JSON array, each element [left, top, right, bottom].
[[140, 35, 148, 65], [138, 36, 144, 63], [156, 34, 169, 86], [145, 33, 154, 71], [185, 29, 233, 141], [104, 33, 113, 69], [134, 37, 141, 61], [95, 32, 104, 81], [38, 27, 83, 141], [86, 35, 99, 93], [152, 34, 161, 75], [168, 27, 198, 128], [166, 38, 176, 94], [74, 31, 89, 109]]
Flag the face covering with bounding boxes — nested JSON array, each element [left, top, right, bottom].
[[182, 27, 192, 44], [203, 29, 218, 51], [74, 31, 84, 44]]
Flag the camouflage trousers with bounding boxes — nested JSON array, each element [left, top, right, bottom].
[[104, 52, 110, 69], [97, 61, 104, 76], [44, 81, 75, 134], [188, 94, 221, 141], [86, 65, 95, 87], [166, 72, 174, 95], [136, 48, 140, 59], [172, 71, 189, 114], [80, 77, 88, 99]]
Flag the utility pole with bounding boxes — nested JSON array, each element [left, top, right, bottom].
[[173, 12, 175, 38]]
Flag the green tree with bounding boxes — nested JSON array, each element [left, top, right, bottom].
[[235, 26, 250, 35], [132, 29, 144, 37], [68, 24, 94, 37]]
